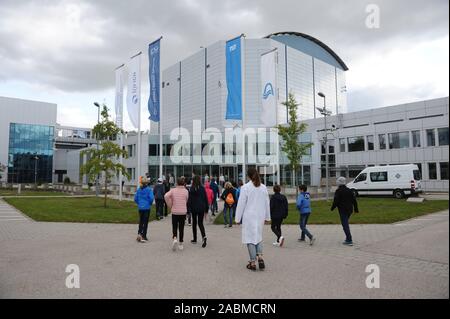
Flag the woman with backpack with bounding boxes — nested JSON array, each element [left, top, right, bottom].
[[235, 168, 271, 271], [221, 182, 237, 228], [187, 175, 208, 248]]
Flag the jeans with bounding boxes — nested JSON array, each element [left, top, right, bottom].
[[271, 218, 283, 241], [192, 211, 206, 242], [247, 242, 263, 262], [299, 213, 313, 240], [212, 196, 218, 213], [339, 212, 353, 242], [164, 200, 168, 216], [172, 214, 186, 243], [138, 209, 150, 238], [155, 199, 164, 218], [223, 206, 234, 227]]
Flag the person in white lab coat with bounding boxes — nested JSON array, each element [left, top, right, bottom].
[[235, 167, 271, 271]]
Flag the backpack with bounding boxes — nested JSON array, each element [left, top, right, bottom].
[[225, 192, 235, 206]]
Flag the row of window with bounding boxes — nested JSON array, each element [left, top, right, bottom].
[[339, 127, 449, 152]]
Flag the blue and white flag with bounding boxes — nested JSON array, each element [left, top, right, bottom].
[[126, 54, 141, 129], [225, 36, 242, 120], [148, 38, 161, 122], [260, 49, 277, 127], [114, 66, 124, 128]]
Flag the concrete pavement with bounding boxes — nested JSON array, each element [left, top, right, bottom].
[[0, 199, 448, 298]]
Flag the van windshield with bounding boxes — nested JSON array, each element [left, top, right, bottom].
[[413, 169, 421, 181]]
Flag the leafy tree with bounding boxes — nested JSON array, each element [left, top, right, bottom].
[[80, 104, 129, 207], [0, 162, 5, 181], [277, 92, 313, 192]]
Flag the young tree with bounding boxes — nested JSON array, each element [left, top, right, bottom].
[[80, 104, 129, 207], [0, 162, 5, 181], [277, 92, 313, 192]]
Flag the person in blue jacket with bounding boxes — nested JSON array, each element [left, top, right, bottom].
[[134, 176, 154, 243], [296, 185, 316, 245]]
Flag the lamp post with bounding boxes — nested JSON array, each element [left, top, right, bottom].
[[33, 155, 39, 187], [316, 92, 332, 201], [94, 102, 100, 197]]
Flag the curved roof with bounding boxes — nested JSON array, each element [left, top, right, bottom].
[[264, 31, 348, 71]]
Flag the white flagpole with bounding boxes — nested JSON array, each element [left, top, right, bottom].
[[275, 50, 281, 185], [159, 40, 163, 181], [241, 35, 246, 180], [137, 54, 142, 186], [115, 64, 125, 201]]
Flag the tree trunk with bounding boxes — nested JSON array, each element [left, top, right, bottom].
[[104, 176, 108, 208], [293, 165, 298, 197]]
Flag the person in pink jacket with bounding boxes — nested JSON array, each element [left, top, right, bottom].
[[204, 181, 214, 215], [164, 176, 189, 251]]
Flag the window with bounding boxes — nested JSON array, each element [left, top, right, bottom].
[[347, 136, 365, 152], [339, 138, 346, 152], [426, 129, 436, 146], [414, 163, 422, 180], [428, 163, 437, 180], [388, 132, 409, 149], [148, 144, 158, 156], [438, 128, 449, 146], [367, 135, 374, 150], [370, 171, 388, 182], [378, 134, 386, 150], [440, 162, 449, 180], [127, 145, 134, 157], [412, 130, 421, 148], [354, 173, 367, 183], [328, 140, 335, 154]]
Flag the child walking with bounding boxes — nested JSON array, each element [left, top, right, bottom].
[[164, 177, 189, 251], [134, 176, 154, 243], [270, 185, 288, 247], [297, 185, 316, 245]]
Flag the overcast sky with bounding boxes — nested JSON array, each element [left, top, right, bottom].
[[0, 0, 448, 130]]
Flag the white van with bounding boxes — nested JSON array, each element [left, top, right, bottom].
[[346, 164, 422, 199]]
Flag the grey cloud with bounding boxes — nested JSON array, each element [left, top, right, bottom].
[[0, 0, 448, 93]]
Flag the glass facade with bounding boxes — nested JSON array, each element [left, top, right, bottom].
[[8, 123, 54, 183], [426, 129, 436, 147], [378, 134, 387, 150], [367, 135, 374, 150], [438, 127, 449, 146], [412, 130, 421, 147], [347, 136, 364, 152]]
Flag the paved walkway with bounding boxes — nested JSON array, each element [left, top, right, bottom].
[[0, 199, 448, 299]]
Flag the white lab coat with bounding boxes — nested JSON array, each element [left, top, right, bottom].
[[235, 181, 271, 244]]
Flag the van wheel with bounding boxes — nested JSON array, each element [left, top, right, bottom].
[[351, 189, 359, 197], [393, 189, 404, 199]]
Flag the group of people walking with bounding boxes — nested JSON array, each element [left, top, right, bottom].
[[134, 169, 359, 271]]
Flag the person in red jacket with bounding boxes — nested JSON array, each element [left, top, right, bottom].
[[204, 181, 214, 219]]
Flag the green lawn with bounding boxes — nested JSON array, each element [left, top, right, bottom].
[[0, 190, 67, 196], [4, 197, 151, 223], [214, 198, 449, 225]]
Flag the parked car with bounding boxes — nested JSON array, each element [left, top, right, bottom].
[[346, 164, 422, 199]]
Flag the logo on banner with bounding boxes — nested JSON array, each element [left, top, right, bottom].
[[263, 83, 274, 100], [132, 95, 138, 104], [229, 44, 237, 52]]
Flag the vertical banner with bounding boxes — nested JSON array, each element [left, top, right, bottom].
[[225, 36, 242, 120], [115, 65, 124, 128], [260, 49, 277, 127], [148, 38, 161, 122], [126, 54, 141, 129]]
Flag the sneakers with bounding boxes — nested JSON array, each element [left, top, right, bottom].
[[224, 225, 229, 228], [309, 237, 316, 246], [172, 238, 178, 251], [202, 237, 207, 248], [298, 238, 305, 242], [191, 240, 197, 244], [136, 235, 143, 242], [342, 241, 354, 246], [178, 243, 184, 251], [279, 236, 285, 247], [272, 242, 280, 247]]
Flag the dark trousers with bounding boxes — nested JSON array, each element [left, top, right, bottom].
[[271, 217, 283, 241], [163, 199, 168, 216], [138, 209, 150, 238], [172, 214, 186, 242], [299, 213, 313, 240], [212, 196, 218, 213], [339, 212, 353, 242], [155, 199, 164, 218], [192, 211, 206, 242]]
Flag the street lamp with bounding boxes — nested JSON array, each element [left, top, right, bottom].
[[94, 102, 100, 197], [316, 92, 332, 201], [33, 155, 39, 187]]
